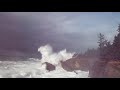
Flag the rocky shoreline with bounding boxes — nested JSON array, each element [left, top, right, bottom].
[[1, 55, 120, 78], [45, 56, 120, 78]]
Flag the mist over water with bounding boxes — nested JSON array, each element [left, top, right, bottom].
[[0, 45, 89, 78]]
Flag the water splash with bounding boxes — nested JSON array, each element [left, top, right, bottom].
[[0, 44, 89, 78]]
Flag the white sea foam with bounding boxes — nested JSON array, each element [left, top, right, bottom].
[[0, 45, 89, 78]]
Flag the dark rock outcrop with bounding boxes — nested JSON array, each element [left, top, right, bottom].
[[45, 62, 56, 71], [61, 57, 92, 72], [90, 60, 120, 78], [89, 60, 107, 78], [104, 61, 120, 78]]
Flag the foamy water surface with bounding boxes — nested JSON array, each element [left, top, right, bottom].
[[0, 45, 89, 78]]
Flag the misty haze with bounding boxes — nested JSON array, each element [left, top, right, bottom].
[[0, 12, 120, 78]]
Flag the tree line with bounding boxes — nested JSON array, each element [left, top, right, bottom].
[[83, 24, 120, 61]]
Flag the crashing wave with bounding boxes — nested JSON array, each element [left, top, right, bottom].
[[0, 44, 89, 78]]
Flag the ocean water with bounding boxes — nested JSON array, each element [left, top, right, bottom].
[[0, 60, 89, 78], [0, 45, 89, 78]]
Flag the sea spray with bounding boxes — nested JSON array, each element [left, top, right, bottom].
[[38, 44, 75, 66], [0, 44, 89, 78]]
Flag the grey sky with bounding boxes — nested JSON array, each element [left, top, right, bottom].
[[0, 12, 119, 56]]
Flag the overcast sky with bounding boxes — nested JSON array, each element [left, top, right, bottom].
[[0, 12, 120, 55]]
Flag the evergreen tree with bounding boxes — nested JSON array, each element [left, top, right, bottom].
[[112, 24, 120, 60], [97, 33, 106, 60], [104, 40, 112, 60]]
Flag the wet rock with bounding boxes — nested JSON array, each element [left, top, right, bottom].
[[45, 62, 56, 71], [61, 57, 90, 72]]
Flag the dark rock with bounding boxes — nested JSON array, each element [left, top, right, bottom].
[[89, 60, 108, 78], [45, 62, 56, 71], [61, 57, 91, 72], [90, 60, 120, 78], [104, 61, 120, 78]]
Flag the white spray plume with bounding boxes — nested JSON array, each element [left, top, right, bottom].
[[38, 44, 75, 65], [0, 44, 89, 78]]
